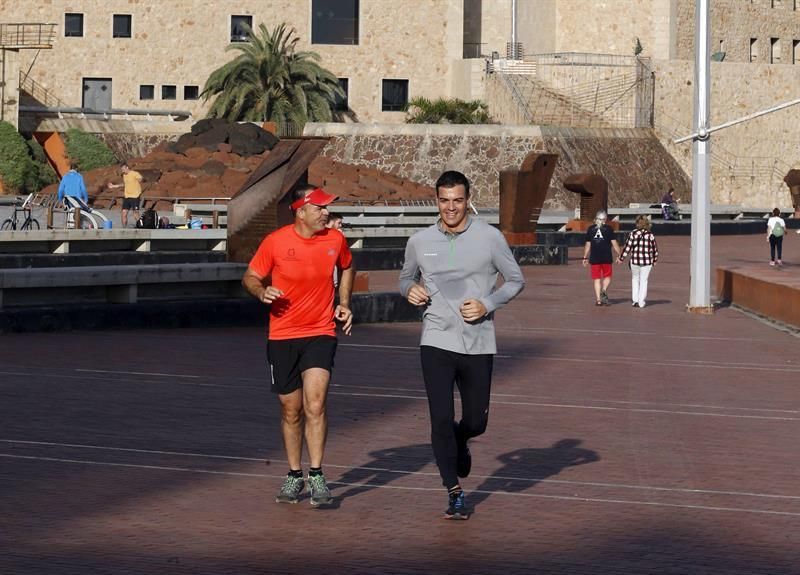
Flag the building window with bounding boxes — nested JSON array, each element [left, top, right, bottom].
[[312, 0, 359, 45], [184, 86, 200, 100], [113, 14, 132, 38], [231, 15, 252, 42], [772, 0, 782, 7], [381, 79, 408, 112], [161, 85, 177, 100], [770, 37, 781, 63], [750, 38, 758, 62], [64, 13, 84, 37], [139, 85, 155, 100], [793, 39, 800, 63], [334, 78, 349, 111]]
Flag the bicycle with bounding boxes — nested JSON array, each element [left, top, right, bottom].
[[1, 193, 40, 230]]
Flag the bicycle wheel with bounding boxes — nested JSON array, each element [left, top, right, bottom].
[[79, 213, 97, 229], [21, 218, 40, 230], [1, 219, 15, 231]]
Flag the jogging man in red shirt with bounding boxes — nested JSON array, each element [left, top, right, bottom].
[[242, 185, 354, 507]]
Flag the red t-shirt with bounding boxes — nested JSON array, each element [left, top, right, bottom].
[[248, 225, 353, 340]]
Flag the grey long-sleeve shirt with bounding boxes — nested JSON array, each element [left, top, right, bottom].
[[398, 217, 525, 355]]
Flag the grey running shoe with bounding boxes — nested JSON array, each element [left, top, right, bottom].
[[307, 473, 333, 507], [600, 290, 610, 305], [275, 474, 305, 504]]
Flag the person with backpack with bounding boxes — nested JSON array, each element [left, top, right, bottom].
[[767, 208, 786, 267], [618, 215, 659, 308]]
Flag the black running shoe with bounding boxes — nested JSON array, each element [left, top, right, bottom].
[[600, 290, 610, 305], [456, 433, 472, 478], [444, 491, 471, 520]]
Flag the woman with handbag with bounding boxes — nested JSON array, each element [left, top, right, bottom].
[[618, 215, 659, 308]]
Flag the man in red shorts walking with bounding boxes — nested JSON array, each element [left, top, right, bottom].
[[242, 185, 354, 506], [582, 210, 621, 306]]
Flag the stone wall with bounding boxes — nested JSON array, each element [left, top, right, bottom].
[[6, 0, 463, 124], [304, 123, 691, 210], [653, 58, 800, 207], [676, 0, 800, 63]]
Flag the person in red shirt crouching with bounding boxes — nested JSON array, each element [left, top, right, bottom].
[[242, 185, 354, 507]]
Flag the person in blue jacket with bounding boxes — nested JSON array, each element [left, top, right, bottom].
[[57, 164, 88, 204]]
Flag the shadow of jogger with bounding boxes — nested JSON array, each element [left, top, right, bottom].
[[332, 443, 434, 501], [470, 438, 599, 508]]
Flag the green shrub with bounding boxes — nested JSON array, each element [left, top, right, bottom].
[[64, 128, 117, 171], [0, 121, 35, 193], [404, 97, 492, 124]]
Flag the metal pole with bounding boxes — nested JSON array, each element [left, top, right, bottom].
[[674, 96, 800, 143], [511, 0, 517, 58], [1, 48, 6, 122], [689, 0, 712, 311]]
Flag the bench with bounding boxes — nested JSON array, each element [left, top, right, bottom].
[[0, 262, 247, 308]]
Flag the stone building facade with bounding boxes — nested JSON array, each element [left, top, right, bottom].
[[3, 0, 800, 206]]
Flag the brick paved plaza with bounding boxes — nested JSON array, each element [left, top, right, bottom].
[[1, 236, 799, 574]]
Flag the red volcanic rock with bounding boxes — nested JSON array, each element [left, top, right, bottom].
[[184, 147, 210, 160], [53, 119, 436, 211], [221, 169, 250, 194]]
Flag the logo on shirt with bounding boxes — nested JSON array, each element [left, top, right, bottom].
[[327, 248, 335, 256], [423, 253, 438, 257], [285, 248, 298, 261], [593, 228, 605, 240]]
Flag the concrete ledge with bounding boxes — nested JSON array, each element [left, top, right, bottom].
[[717, 266, 800, 329], [0, 263, 247, 308], [0, 229, 227, 254], [0, 251, 227, 268], [0, 292, 421, 333]]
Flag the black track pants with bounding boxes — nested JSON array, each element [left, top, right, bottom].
[[420, 345, 494, 489]]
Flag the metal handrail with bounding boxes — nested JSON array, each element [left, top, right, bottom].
[[527, 52, 642, 67], [19, 105, 192, 121], [0, 23, 56, 48], [19, 72, 66, 108]]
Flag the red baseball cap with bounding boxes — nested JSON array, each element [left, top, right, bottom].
[[290, 187, 338, 210]]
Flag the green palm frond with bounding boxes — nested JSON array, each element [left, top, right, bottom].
[[201, 22, 341, 127]]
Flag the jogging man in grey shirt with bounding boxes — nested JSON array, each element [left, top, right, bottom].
[[399, 170, 525, 519]]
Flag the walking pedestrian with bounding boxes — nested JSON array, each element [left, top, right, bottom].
[[582, 211, 622, 306], [399, 170, 525, 520], [767, 208, 786, 266], [242, 185, 354, 507], [618, 215, 659, 308]]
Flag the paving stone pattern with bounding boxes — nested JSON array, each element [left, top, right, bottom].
[[1, 236, 799, 574]]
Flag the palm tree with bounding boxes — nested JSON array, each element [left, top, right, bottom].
[[201, 23, 343, 129], [404, 97, 492, 124]]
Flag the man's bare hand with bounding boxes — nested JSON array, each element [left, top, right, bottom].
[[260, 286, 284, 304], [334, 305, 353, 335], [407, 284, 431, 306], [460, 299, 487, 322]]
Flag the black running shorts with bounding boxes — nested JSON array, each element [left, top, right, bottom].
[[122, 197, 141, 211], [266, 335, 338, 394]]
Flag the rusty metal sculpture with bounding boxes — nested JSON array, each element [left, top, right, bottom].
[[498, 152, 558, 245], [563, 173, 618, 231], [784, 169, 800, 218]]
